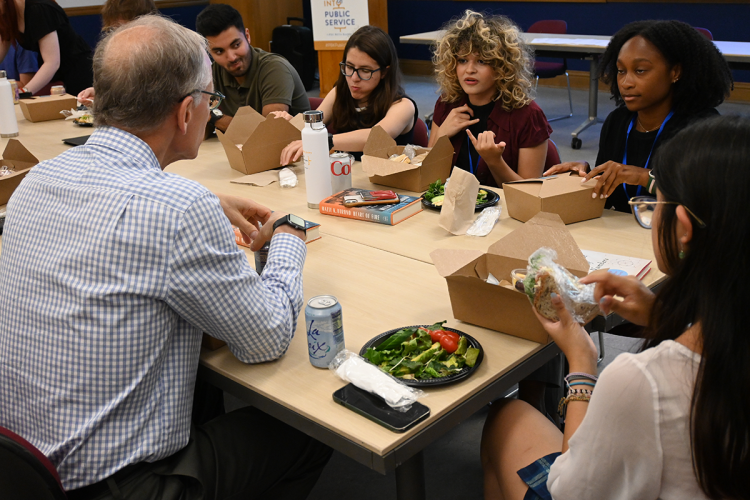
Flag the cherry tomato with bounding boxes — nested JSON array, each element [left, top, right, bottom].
[[429, 330, 444, 343], [439, 336, 458, 353], [419, 327, 443, 343], [436, 330, 459, 343]]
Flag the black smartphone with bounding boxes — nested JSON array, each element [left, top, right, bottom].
[[62, 135, 90, 146], [332, 383, 430, 433]]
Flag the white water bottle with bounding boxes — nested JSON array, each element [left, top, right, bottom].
[[0, 71, 18, 138], [302, 110, 332, 208]]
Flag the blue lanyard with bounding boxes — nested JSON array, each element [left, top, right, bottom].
[[466, 134, 480, 175], [622, 110, 673, 196]]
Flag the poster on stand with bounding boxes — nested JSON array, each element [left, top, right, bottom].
[[311, 0, 369, 50]]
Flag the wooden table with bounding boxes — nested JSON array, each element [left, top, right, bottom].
[[400, 30, 750, 150], [2, 107, 662, 499]]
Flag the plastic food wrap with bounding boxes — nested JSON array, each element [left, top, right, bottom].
[[467, 207, 501, 236], [329, 350, 424, 412], [388, 144, 421, 164], [524, 248, 599, 324]]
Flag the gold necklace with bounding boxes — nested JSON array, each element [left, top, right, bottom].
[[637, 116, 656, 133]]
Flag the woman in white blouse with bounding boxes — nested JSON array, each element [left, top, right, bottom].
[[481, 115, 749, 500]]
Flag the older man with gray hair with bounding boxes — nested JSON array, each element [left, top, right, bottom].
[[0, 15, 330, 500]]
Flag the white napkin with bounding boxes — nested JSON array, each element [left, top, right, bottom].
[[329, 350, 424, 411]]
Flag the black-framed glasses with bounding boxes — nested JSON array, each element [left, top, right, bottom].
[[181, 90, 225, 110], [339, 62, 381, 80], [628, 196, 707, 230]]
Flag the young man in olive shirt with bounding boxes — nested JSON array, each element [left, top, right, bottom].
[[196, 4, 310, 132]]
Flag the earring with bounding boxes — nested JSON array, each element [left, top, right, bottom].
[[678, 241, 686, 259], [673, 78, 679, 83]]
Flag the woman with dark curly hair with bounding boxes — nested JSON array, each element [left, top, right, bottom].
[[429, 10, 552, 186], [279, 25, 416, 164], [545, 20, 732, 212]]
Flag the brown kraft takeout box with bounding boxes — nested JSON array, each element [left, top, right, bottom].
[[503, 172, 606, 224], [430, 212, 590, 344], [0, 140, 39, 205], [216, 106, 304, 175], [361, 125, 453, 192], [19, 94, 78, 123]]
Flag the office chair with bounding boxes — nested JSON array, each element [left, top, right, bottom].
[[528, 20, 573, 122], [0, 425, 67, 500], [695, 27, 713, 40]]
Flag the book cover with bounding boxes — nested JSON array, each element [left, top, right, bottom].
[[319, 188, 422, 225], [233, 220, 321, 248], [582, 249, 651, 280]]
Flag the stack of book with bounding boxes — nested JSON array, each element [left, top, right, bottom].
[[319, 188, 422, 226]]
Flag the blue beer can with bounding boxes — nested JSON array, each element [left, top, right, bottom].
[[306, 295, 345, 368]]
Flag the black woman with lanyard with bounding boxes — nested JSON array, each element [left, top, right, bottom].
[[545, 20, 732, 212]]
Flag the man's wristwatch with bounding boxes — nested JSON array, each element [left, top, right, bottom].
[[272, 214, 307, 234], [209, 108, 223, 125]]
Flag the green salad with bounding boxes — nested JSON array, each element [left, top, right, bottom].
[[363, 321, 481, 380], [423, 179, 488, 207]]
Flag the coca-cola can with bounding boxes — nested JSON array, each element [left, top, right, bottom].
[[330, 152, 352, 195]]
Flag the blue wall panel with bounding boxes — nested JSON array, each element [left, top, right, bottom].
[[68, 5, 207, 52]]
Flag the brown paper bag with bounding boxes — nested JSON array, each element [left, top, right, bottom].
[[439, 168, 480, 235]]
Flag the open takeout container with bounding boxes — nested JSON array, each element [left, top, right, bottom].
[[361, 126, 454, 192], [0, 140, 39, 205], [216, 106, 304, 175], [430, 212, 589, 344], [19, 94, 78, 123], [503, 173, 606, 224]]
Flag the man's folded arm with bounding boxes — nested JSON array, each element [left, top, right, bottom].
[[166, 193, 306, 363]]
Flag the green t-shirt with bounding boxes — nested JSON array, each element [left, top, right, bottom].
[[213, 47, 310, 117]]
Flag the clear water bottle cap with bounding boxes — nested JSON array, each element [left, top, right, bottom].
[[303, 110, 323, 123], [0, 71, 6, 79]]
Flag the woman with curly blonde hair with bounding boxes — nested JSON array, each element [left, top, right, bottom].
[[428, 11, 552, 186]]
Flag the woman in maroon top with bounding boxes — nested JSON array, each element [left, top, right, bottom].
[[429, 11, 552, 187]]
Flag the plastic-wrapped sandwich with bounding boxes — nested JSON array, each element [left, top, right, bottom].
[[524, 247, 599, 324]]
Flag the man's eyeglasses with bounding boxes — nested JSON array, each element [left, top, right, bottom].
[[628, 196, 707, 230], [339, 62, 381, 81], [181, 90, 225, 110]]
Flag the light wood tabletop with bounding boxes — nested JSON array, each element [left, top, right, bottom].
[[164, 134, 663, 287], [201, 235, 541, 457]]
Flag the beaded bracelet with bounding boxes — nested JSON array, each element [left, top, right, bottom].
[[567, 388, 592, 397], [558, 388, 593, 418]]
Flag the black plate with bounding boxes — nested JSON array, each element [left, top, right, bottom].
[[359, 325, 484, 387], [421, 188, 499, 213]]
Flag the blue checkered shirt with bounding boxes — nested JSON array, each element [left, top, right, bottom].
[[0, 127, 306, 490]]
